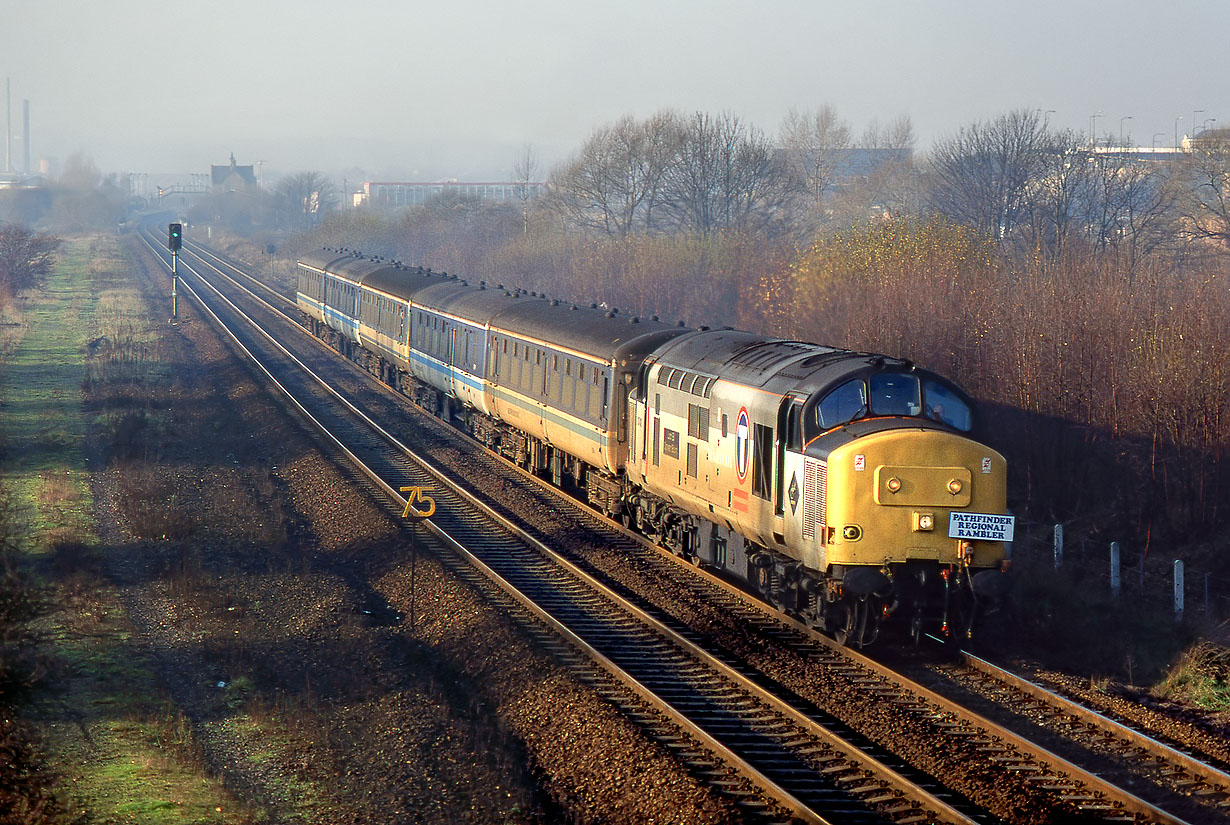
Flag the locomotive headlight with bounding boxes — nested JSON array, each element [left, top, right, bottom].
[[947, 478, 964, 495], [913, 512, 935, 532], [886, 476, 902, 493]]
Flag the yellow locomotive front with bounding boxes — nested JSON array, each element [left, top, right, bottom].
[[822, 429, 1011, 640], [799, 369, 1012, 644]]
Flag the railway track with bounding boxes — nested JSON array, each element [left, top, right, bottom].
[[136, 227, 1227, 823], [928, 651, 1230, 811], [139, 230, 978, 823]]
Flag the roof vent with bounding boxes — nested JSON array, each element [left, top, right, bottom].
[[606, 311, 615, 318], [629, 317, 640, 324]]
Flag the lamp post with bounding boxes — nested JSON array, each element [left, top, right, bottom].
[[1090, 111, 1103, 146], [1120, 116, 1133, 148], [1152, 132, 1165, 151], [1202, 118, 1216, 136], [1175, 116, 1184, 151], [1193, 109, 1205, 140]]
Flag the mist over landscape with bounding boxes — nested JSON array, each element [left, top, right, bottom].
[[3, 0, 1226, 181], [3, 3, 1230, 823]]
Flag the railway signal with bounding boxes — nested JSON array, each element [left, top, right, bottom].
[[168, 222, 182, 323]]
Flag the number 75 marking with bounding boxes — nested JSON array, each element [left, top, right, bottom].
[[400, 486, 437, 519]]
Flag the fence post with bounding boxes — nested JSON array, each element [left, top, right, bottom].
[[1110, 542, 1120, 597], [1174, 559, 1184, 621], [1053, 523, 1063, 570]]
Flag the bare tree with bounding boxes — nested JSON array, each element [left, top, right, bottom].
[[512, 144, 539, 236], [838, 115, 918, 222], [0, 222, 60, 302], [779, 105, 852, 220], [275, 171, 336, 230], [1019, 129, 1096, 265], [545, 116, 657, 237], [663, 111, 789, 236], [927, 108, 1049, 244], [1179, 131, 1230, 250]]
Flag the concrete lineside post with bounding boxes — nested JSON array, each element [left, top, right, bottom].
[[1174, 559, 1184, 621], [1110, 542, 1120, 597], [1053, 523, 1063, 570]]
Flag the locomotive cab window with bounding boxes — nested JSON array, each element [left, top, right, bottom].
[[922, 379, 973, 431], [811, 379, 866, 434], [869, 373, 921, 416]]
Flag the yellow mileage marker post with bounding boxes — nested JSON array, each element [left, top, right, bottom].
[[400, 486, 437, 630]]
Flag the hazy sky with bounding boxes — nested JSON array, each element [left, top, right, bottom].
[[2, 0, 1225, 182]]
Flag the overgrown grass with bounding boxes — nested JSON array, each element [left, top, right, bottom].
[[1153, 641, 1230, 710], [0, 235, 259, 824]]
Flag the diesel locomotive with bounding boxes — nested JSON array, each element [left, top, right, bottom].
[[296, 248, 1013, 645]]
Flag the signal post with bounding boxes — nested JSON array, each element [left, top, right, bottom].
[[167, 222, 182, 322], [401, 486, 437, 631]]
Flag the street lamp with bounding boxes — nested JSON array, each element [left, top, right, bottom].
[[1152, 132, 1165, 151], [1090, 111, 1103, 145], [1193, 109, 1205, 140], [1202, 118, 1216, 136], [1119, 116, 1133, 148], [1175, 116, 1184, 151]]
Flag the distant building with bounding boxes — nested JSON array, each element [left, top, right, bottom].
[[1184, 127, 1230, 150], [0, 170, 35, 190], [211, 154, 257, 190], [355, 180, 544, 209]]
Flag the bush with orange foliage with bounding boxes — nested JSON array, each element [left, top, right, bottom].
[[766, 216, 1230, 546]]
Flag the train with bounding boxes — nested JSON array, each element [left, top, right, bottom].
[[296, 248, 1013, 646]]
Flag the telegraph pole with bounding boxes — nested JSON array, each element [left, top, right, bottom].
[[168, 222, 182, 322]]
